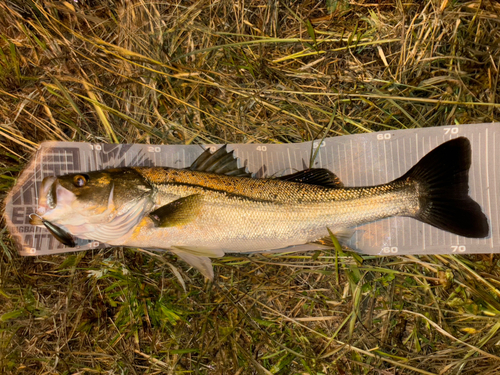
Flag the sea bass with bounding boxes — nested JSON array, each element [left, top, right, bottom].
[[30, 137, 489, 279]]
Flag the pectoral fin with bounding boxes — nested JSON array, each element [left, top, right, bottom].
[[171, 250, 215, 280], [149, 194, 203, 227]]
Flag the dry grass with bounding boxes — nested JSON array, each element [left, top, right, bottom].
[[2, 0, 500, 374]]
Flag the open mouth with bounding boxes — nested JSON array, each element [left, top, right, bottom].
[[29, 176, 56, 225], [29, 176, 77, 247], [35, 176, 57, 215], [30, 176, 71, 225]]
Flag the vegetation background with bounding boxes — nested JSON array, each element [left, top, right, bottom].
[[2, 0, 500, 374]]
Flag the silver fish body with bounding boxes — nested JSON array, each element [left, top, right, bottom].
[[31, 137, 489, 279], [123, 168, 419, 252]]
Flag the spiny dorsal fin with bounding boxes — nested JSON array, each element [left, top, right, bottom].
[[277, 168, 344, 188], [149, 194, 203, 227], [189, 145, 251, 177]]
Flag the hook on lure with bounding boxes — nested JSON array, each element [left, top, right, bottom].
[[29, 214, 76, 248]]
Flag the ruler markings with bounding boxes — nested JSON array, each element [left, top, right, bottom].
[[8, 124, 499, 255], [491, 131, 497, 243]]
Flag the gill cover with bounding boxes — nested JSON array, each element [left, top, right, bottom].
[[40, 168, 155, 244]]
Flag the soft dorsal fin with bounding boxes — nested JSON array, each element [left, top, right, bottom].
[[149, 194, 203, 227], [189, 145, 251, 177], [277, 168, 344, 188]]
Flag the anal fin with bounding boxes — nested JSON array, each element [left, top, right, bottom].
[[314, 228, 355, 246], [257, 243, 332, 254]]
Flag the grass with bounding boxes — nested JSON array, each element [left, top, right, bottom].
[[2, 0, 500, 373]]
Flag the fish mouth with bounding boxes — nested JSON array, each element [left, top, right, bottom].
[[34, 176, 57, 215], [31, 176, 76, 225], [30, 176, 57, 225]]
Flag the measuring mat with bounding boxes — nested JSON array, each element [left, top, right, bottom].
[[5, 123, 499, 256]]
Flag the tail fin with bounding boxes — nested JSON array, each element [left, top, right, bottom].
[[399, 137, 488, 238]]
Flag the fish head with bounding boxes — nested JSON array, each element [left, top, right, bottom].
[[31, 168, 154, 242]]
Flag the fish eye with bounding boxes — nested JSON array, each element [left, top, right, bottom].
[[73, 174, 89, 187]]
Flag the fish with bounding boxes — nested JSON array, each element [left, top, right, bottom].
[[29, 137, 489, 280]]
